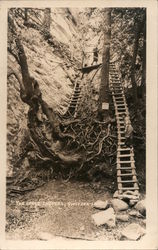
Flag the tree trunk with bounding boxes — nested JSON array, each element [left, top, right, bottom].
[[98, 9, 111, 121], [130, 17, 144, 105], [141, 20, 146, 100]]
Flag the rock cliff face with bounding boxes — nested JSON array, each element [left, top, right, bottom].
[[7, 8, 103, 177]]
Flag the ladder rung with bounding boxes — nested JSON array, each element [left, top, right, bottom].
[[111, 88, 122, 91], [118, 132, 125, 135], [110, 83, 121, 85], [117, 109, 127, 112], [73, 97, 80, 99], [116, 112, 126, 116], [117, 154, 133, 157], [117, 173, 135, 177], [115, 103, 126, 106], [114, 103, 126, 106], [116, 118, 126, 122], [70, 105, 77, 108], [115, 97, 125, 99], [112, 88, 122, 91], [117, 118, 124, 121], [71, 100, 78, 103], [116, 115, 126, 118], [117, 179, 137, 183], [113, 93, 123, 96], [111, 85, 122, 87], [113, 92, 123, 94], [117, 167, 135, 170], [113, 93, 124, 95], [111, 85, 122, 88], [117, 147, 131, 151], [118, 136, 126, 139], [113, 90, 123, 92], [115, 104, 127, 110], [116, 118, 126, 121], [116, 111, 128, 114], [119, 187, 139, 191], [118, 142, 125, 145], [117, 160, 135, 163], [115, 102, 126, 105]]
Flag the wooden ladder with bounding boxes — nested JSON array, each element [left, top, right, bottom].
[[109, 62, 139, 197], [63, 81, 81, 118]]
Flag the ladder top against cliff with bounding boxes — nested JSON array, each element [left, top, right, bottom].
[[79, 63, 102, 73]]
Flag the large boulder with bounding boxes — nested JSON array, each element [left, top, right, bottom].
[[135, 199, 146, 216], [111, 199, 128, 212], [93, 200, 109, 210], [121, 223, 145, 240], [116, 214, 129, 222], [129, 210, 144, 218], [92, 207, 116, 227]]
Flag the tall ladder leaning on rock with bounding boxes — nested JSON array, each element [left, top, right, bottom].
[[109, 62, 140, 203]]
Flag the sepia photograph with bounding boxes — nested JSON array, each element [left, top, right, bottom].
[[0, 1, 157, 249]]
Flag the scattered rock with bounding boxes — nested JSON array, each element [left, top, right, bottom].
[[113, 190, 119, 198], [116, 214, 129, 222], [135, 199, 146, 216], [129, 199, 139, 206], [37, 232, 53, 240], [129, 210, 144, 218], [121, 223, 145, 240], [111, 199, 128, 212], [93, 200, 108, 210], [92, 207, 116, 227]]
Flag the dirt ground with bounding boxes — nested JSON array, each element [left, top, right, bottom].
[[6, 180, 146, 241]]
